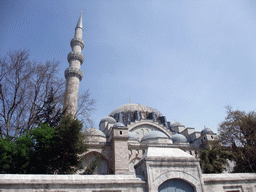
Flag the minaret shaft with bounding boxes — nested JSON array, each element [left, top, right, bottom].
[[64, 77, 80, 114], [64, 12, 84, 115]]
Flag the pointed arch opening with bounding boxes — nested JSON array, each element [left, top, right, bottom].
[[80, 151, 112, 174]]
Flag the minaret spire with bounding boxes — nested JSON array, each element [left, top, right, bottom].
[[64, 12, 85, 115], [76, 11, 83, 30]]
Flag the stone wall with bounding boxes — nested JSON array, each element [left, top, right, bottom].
[[1, 172, 256, 191], [0, 174, 146, 192], [203, 173, 256, 192]]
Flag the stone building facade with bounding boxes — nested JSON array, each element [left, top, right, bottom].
[[1, 13, 256, 192]]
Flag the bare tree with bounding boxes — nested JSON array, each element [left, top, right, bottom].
[[0, 49, 64, 137], [76, 90, 95, 129], [0, 49, 95, 138]]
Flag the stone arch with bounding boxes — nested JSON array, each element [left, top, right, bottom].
[[128, 121, 172, 141], [80, 151, 112, 174], [82, 150, 109, 161], [151, 171, 200, 191]]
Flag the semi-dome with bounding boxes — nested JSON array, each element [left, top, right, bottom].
[[141, 131, 168, 142], [110, 103, 154, 116], [201, 128, 213, 136], [141, 131, 172, 144], [112, 122, 126, 128], [172, 133, 188, 144], [83, 128, 106, 137], [100, 116, 116, 124], [129, 132, 138, 141]]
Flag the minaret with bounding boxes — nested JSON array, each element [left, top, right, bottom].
[[64, 12, 84, 115]]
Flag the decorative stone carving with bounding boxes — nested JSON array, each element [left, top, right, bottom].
[[65, 67, 83, 81], [70, 37, 85, 49], [67, 51, 84, 64]]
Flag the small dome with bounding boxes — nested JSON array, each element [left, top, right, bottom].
[[141, 131, 168, 142], [129, 132, 138, 141], [172, 133, 188, 144], [113, 122, 126, 128], [171, 121, 182, 127], [201, 128, 213, 135], [100, 116, 116, 124], [83, 128, 106, 138]]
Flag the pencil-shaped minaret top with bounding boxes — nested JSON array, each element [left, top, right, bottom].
[[64, 11, 84, 115]]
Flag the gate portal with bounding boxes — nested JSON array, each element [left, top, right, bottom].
[[158, 179, 195, 192]]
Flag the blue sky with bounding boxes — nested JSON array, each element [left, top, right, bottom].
[[1, 0, 256, 132]]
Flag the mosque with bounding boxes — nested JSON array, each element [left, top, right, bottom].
[[1, 12, 256, 192], [82, 102, 217, 175]]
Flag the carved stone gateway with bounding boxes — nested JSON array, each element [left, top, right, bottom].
[[135, 147, 205, 192]]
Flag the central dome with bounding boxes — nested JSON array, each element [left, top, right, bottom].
[[109, 103, 165, 126], [109, 103, 154, 116]]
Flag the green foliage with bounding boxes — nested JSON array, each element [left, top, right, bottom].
[[0, 137, 15, 173], [199, 144, 234, 173], [27, 124, 55, 174], [232, 143, 256, 173], [0, 124, 55, 174], [51, 115, 87, 174], [218, 107, 256, 173], [0, 116, 87, 174], [0, 135, 36, 174]]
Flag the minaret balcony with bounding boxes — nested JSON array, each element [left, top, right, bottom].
[[67, 51, 84, 64], [65, 67, 83, 81], [70, 37, 84, 49]]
